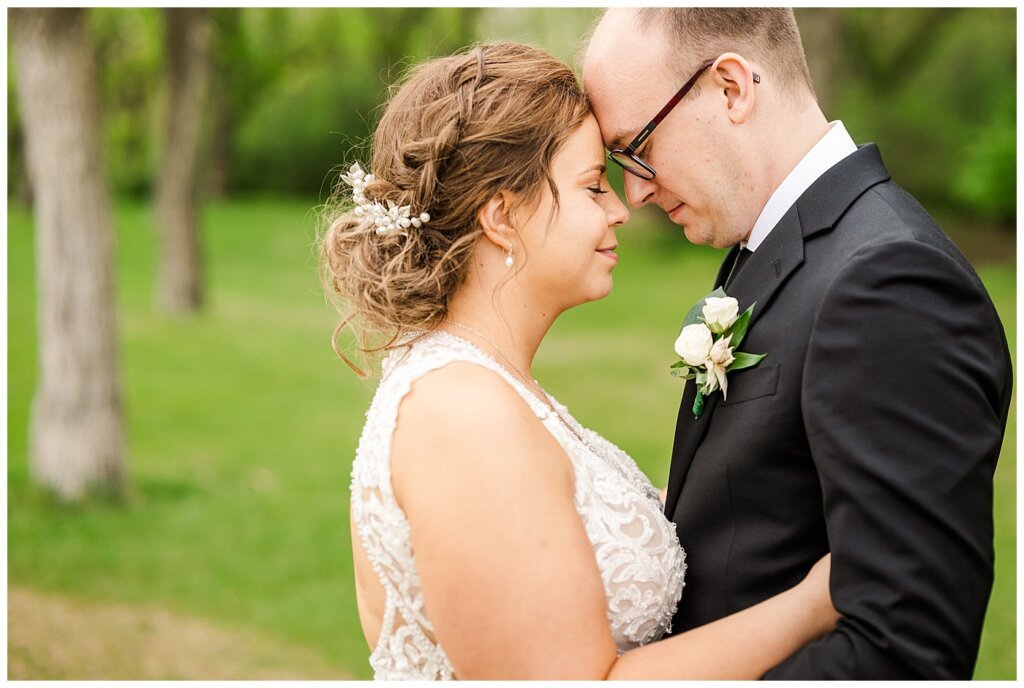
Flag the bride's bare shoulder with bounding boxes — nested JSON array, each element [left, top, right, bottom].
[[406, 359, 524, 409], [391, 360, 571, 503], [398, 360, 538, 437]]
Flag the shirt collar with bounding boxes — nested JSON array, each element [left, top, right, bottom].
[[742, 120, 857, 253]]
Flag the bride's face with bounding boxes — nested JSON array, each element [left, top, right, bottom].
[[514, 115, 630, 310]]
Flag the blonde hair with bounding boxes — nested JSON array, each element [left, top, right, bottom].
[[319, 42, 590, 375]]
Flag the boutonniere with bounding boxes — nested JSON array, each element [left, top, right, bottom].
[[671, 288, 767, 418]]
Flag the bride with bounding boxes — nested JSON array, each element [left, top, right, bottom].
[[320, 42, 836, 680]]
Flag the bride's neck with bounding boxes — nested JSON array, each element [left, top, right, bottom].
[[443, 279, 556, 379]]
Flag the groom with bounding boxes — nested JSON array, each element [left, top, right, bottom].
[[584, 8, 1012, 679]]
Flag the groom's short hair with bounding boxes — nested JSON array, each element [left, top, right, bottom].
[[634, 8, 816, 102]]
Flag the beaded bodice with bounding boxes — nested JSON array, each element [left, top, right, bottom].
[[349, 332, 686, 680]]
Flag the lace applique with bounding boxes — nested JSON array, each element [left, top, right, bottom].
[[350, 332, 685, 679]]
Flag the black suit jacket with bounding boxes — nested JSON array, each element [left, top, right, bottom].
[[664, 144, 1012, 679]]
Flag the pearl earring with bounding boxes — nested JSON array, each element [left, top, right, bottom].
[[504, 242, 514, 268]]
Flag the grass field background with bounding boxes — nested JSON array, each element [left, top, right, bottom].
[[7, 197, 1015, 679]]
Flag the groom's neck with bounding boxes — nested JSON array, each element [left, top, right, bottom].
[[749, 103, 832, 216]]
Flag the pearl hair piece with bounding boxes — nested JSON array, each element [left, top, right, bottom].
[[341, 163, 430, 237]]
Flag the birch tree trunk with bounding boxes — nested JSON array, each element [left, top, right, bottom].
[[155, 8, 213, 313], [11, 8, 127, 501]]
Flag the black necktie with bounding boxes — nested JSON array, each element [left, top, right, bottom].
[[725, 247, 753, 289]]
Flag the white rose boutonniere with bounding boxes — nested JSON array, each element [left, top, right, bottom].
[[674, 323, 714, 366], [671, 287, 767, 418], [701, 296, 740, 333]]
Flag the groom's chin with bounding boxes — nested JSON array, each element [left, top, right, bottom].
[[682, 224, 733, 249], [680, 223, 709, 246]]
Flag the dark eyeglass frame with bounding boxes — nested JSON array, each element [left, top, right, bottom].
[[608, 58, 760, 180]]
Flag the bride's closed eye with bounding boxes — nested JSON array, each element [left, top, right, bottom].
[[585, 172, 611, 196]]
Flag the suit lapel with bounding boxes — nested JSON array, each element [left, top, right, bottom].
[[725, 143, 889, 336], [664, 144, 892, 518], [664, 379, 720, 516], [713, 245, 741, 290], [724, 205, 805, 324], [663, 217, 803, 517]]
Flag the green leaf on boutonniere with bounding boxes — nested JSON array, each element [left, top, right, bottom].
[[671, 368, 698, 381], [724, 301, 757, 349], [682, 287, 728, 329], [671, 362, 695, 380], [692, 390, 705, 418], [727, 351, 767, 372]]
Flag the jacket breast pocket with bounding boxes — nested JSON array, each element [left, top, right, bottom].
[[720, 362, 780, 406]]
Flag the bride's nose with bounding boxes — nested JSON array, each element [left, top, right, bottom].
[[608, 189, 630, 227]]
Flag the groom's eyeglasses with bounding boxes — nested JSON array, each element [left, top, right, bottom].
[[608, 58, 760, 180]]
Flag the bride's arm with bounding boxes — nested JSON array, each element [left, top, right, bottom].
[[607, 554, 835, 679], [392, 362, 835, 680]]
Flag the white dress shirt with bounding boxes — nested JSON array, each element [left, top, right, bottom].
[[743, 121, 858, 252]]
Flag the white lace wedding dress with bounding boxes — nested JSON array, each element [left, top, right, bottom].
[[350, 331, 686, 680]]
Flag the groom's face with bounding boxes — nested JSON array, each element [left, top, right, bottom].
[[583, 10, 753, 249]]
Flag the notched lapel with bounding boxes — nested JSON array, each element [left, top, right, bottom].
[[724, 144, 890, 322], [666, 144, 892, 519], [665, 208, 804, 518], [796, 143, 890, 236], [726, 206, 806, 337]]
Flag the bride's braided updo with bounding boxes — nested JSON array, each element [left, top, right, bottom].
[[319, 42, 590, 372]]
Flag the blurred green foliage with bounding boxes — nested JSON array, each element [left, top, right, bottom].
[[6, 7, 1016, 227], [233, 8, 480, 195], [801, 8, 1016, 223], [91, 8, 163, 196]]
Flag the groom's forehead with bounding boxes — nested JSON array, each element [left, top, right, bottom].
[[586, 73, 653, 147], [584, 49, 673, 145], [586, 90, 649, 151]]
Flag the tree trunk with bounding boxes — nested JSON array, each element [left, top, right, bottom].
[[11, 8, 127, 501], [155, 8, 213, 313]]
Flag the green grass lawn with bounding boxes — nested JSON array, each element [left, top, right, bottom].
[[7, 197, 1015, 679]]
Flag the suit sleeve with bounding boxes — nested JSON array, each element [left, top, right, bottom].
[[764, 240, 1011, 679]]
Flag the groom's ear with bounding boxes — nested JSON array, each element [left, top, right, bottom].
[[711, 53, 758, 125], [477, 190, 518, 250]]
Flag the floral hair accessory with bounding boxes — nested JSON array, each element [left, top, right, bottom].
[[341, 162, 430, 237], [671, 288, 767, 418]]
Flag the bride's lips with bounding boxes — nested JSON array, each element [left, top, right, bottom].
[[596, 244, 619, 264]]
